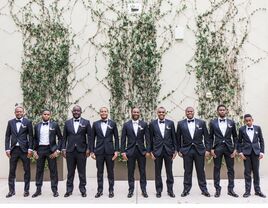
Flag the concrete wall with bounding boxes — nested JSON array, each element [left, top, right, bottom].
[[0, 0, 268, 179]]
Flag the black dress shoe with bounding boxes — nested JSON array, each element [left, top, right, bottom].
[[243, 192, 251, 198], [214, 190, 221, 198], [142, 191, 148, 198], [109, 191, 114, 198], [201, 191, 211, 197], [32, 191, 41, 198], [53, 192, 59, 197], [95, 192, 103, 198], [228, 190, 239, 198], [255, 192, 266, 198], [81, 192, 87, 197], [64, 192, 72, 197], [156, 192, 161, 198], [6, 192, 15, 198], [181, 191, 189, 197], [127, 191, 133, 198], [168, 192, 175, 198], [24, 191, 30, 197]]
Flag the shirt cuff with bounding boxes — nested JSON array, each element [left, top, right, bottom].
[[28, 149, 33, 152], [5, 150, 10, 152], [260, 152, 264, 156]]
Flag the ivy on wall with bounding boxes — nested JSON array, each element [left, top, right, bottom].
[[84, 0, 186, 127], [188, 0, 250, 122], [9, 0, 72, 126]]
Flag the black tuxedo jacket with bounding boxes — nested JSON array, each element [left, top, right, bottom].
[[209, 118, 238, 152], [5, 117, 33, 153], [121, 120, 150, 156], [149, 119, 177, 157], [177, 118, 210, 155], [238, 125, 265, 155], [62, 117, 92, 153], [91, 119, 119, 155], [33, 121, 63, 152]]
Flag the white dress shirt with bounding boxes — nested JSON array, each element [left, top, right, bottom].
[[39, 121, 50, 145], [158, 119, 165, 138], [246, 126, 254, 143], [101, 120, 108, 136], [218, 118, 227, 136], [73, 118, 80, 133], [132, 120, 139, 136], [187, 118, 195, 139], [15, 118, 22, 146]]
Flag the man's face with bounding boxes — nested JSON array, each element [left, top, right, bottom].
[[72, 106, 82, 119], [217, 106, 227, 118], [15, 107, 24, 119], [100, 107, 108, 120], [157, 108, 166, 120], [244, 117, 253, 127], [42, 111, 51, 122], [131, 108, 140, 121], [185, 107, 194, 119]]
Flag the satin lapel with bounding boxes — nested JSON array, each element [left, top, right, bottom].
[[243, 126, 251, 142], [155, 120, 163, 139], [37, 123, 42, 143], [48, 122, 52, 143], [70, 119, 76, 134], [192, 119, 198, 139], [98, 120, 104, 137], [215, 119, 224, 137], [253, 125, 258, 142], [12, 119, 18, 135], [130, 121, 137, 138], [183, 119, 192, 139], [18, 119, 26, 134]]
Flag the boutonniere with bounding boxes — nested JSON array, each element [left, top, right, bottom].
[[255, 131, 258, 135], [107, 124, 113, 129], [196, 124, 202, 130], [49, 127, 55, 131], [79, 123, 86, 128], [166, 126, 171, 130], [138, 125, 143, 130], [21, 124, 27, 128], [228, 124, 233, 128]]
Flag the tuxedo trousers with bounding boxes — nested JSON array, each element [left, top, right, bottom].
[[154, 147, 174, 193], [127, 146, 147, 192], [213, 143, 235, 191], [182, 146, 208, 192], [96, 154, 114, 192], [244, 152, 261, 193], [35, 145, 58, 193], [8, 146, 30, 192], [66, 148, 87, 193]]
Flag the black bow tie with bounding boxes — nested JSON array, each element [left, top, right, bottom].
[[188, 119, 194, 123], [101, 120, 107, 123], [42, 122, 48, 126], [159, 120, 165, 124], [219, 119, 226, 122], [248, 127, 253, 131], [16, 119, 21, 123], [74, 119, 80, 122]]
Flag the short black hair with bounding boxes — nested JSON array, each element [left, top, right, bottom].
[[244, 114, 252, 119], [217, 104, 226, 111], [41, 109, 51, 114]]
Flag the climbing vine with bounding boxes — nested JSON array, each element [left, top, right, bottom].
[[188, 0, 250, 122], [84, 0, 186, 127], [9, 0, 72, 126]]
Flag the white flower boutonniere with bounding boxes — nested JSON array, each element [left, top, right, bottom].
[[196, 124, 202, 130], [255, 131, 258, 135], [21, 124, 27, 128], [49, 128, 55, 131], [228, 124, 233, 128], [138, 125, 143, 130], [107, 124, 113, 129], [166, 126, 171, 130]]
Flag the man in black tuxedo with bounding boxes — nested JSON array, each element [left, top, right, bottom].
[[149, 106, 177, 198], [238, 114, 266, 198], [177, 107, 211, 197], [32, 109, 63, 198], [91, 107, 119, 198], [121, 107, 150, 198], [62, 105, 91, 197], [210, 104, 238, 198], [5, 106, 33, 198]]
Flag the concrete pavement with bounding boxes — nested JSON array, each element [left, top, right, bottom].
[[0, 176, 267, 204]]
